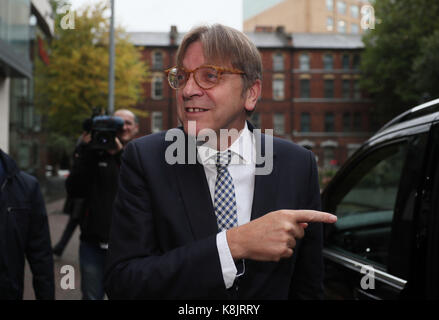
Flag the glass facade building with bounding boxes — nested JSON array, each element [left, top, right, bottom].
[[0, 0, 52, 178], [0, 0, 32, 77]]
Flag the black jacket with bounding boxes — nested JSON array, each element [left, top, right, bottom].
[[65, 144, 122, 245], [0, 150, 54, 300], [105, 127, 324, 299]]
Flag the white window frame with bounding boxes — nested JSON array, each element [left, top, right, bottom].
[[273, 113, 285, 135], [327, 17, 334, 31], [151, 111, 163, 133], [351, 23, 359, 34], [151, 75, 164, 100], [273, 53, 284, 71], [326, 0, 334, 11], [299, 53, 310, 71], [337, 20, 346, 33], [337, 1, 346, 15], [152, 51, 163, 69], [272, 77, 285, 101], [350, 5, 359, 18]]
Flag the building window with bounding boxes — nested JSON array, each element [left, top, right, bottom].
[[273, 113, 285, 135], [299, 53, 310, 70], [152, 76, 164, 99], [327, 17, 334, 31], [350, 5, 359, 18], [326, 0, 333, 11], [342, 79, 351, 98], [343, 112, 351, 131], [353, 112, 362, 130], [273, 53, 284, 71], [323, 147, 336, 168], [325, 112, 335, 132], [324, 79, 334, 98], [353, 79, 361, 99], [151, 111, 163, 133], [337, 20, 346, 33], [342, 54, 350, 69], [272, 77, 285, 100], [301, 112, 311, 132], [152, 51, 163, 69], [249, 112, 261, 129], [353, 54, 361, 70], [337, 1, 346, 14], [351, 23, 359, 34], [300, 79, 310, 98], [323, 54, 333, 70]]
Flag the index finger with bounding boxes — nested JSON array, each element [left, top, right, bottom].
[[287, 210, 337, 224]]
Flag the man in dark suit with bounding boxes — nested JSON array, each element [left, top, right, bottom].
[[104, 24, 337, 299]]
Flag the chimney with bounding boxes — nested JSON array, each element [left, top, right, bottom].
[[170, 25, 178, 46], [275, 25, 285, 34], [275, 25, 292, 46]]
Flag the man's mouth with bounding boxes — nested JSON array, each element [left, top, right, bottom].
[[185, 107, 209, 113]]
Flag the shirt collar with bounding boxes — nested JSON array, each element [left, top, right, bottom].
[[197, 122, 254, 166]]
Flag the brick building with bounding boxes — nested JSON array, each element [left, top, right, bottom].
[[128, 26, 374, 168]]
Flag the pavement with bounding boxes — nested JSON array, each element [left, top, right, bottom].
[[23, 197, 82, 300]]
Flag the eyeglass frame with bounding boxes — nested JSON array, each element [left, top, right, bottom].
[[164, 64, 245, 90]]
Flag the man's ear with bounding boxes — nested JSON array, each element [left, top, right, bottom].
[[244, 79, 262, 113]]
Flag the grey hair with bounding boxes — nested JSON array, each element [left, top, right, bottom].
[[176, 24, 262, 100]]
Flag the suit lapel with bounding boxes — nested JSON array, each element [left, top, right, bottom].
[[172, 130, 219, 240], [171, 124, 279, 240], [250, 128, 279, 221]]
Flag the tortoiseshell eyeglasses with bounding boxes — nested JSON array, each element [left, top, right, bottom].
[[165, 64, 245, 90]]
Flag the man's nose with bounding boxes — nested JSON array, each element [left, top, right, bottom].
[[182, 72, 203, 98]]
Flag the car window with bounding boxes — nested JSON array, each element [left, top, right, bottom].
[[328, 142, 408, 268]]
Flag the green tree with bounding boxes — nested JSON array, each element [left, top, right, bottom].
[[411, 29, 439, 100], [35, 0, 148, 160], [360, 0, 439, 128]]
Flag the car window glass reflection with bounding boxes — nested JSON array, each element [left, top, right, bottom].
[[329, 142, 408, 268]]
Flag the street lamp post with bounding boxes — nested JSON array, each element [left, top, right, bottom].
[[108, 0, 115, 115]]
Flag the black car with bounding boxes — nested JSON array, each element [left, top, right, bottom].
[[322, 98, 439, 300]]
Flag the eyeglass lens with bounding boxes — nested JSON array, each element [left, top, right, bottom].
[[168, 67, 219, 89]]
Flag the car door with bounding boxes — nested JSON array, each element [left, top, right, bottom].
[[407, 121, 439, 299], [322, 129, 432, 300]]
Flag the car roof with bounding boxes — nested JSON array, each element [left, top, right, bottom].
[[367, 98, 439, 145], [322, 98, 439, 196]]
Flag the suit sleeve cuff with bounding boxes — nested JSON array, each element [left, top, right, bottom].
[[216, 231, 237, 289]]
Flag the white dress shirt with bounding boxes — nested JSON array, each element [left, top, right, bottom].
[[197, 122, 256, 289]]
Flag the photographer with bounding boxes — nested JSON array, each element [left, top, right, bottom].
[[66, 109, 139, 300]]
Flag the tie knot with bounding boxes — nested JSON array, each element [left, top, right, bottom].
[[216, 150, 231, 170]]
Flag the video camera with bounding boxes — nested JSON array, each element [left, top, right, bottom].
[[82, 108, 124, 150]]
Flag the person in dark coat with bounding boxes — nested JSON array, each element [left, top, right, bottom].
[[0, 148, 55, 300], [66, 109, 139, 300]]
